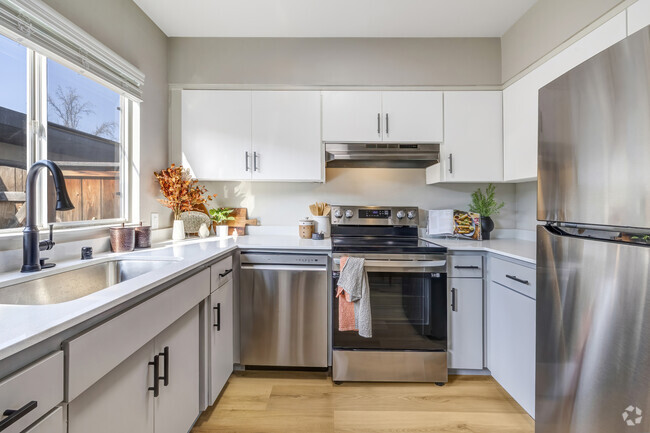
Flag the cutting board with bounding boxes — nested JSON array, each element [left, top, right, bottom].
[[226, 208, 258, 235]]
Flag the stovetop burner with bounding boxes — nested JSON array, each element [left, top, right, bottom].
[[329, 205, 447, 255], [332, 236, 446, 254]]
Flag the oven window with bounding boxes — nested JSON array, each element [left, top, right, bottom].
[[333, 271, 447, 351]]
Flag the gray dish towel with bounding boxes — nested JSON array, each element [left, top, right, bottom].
[[337, 257, 372, 338]]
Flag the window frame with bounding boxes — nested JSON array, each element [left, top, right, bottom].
[[0, 29, 138, 234]]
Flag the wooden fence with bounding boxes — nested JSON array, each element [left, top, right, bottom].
[[0, 166, 120, 229]]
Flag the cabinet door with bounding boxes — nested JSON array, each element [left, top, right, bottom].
[[154, 306, 200, 433], [252, 91, 322, 181], [322, 91, 382, 142], [24, 407, 64, 433], [503, 78, 538, 182], [68, 342, 155, 433], [182, 90, 252, 181], [381, 91, 443, 142], [209, 280, 234, 405], [441, 92, 503, 182], [628, 0, 650, 34], [447, 278, 483, 370], [488, 281, 535, 417], [503, 11, 626, 182]]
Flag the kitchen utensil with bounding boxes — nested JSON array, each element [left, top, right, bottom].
[[299, 218, 315, 239], [323, 205, 331, 216], [110, 223, 135, 252], [313, 215, 331, 238], [134, 221, 151, 248], [309, 203, 319, 216], [226, 208, 258, 236]]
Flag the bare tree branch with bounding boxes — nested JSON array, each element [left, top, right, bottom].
[[47, 85, 94, 130], [94, 121, 118, 140]]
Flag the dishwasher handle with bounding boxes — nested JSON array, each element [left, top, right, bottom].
[[241, 264, 326, 272]]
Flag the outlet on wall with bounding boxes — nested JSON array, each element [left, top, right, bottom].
[[151, 213, 159, 229]]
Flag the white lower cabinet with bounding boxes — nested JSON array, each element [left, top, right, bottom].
[[488, 280, 536, 417], [68, 342, 155, 433], [68, 307, 200, 433], [448, 278, 484, 370], [209, 279, 234, 405], [23, 407, 64, 433]]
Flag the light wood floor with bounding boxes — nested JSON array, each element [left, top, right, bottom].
[[192, 371, 535, 433]]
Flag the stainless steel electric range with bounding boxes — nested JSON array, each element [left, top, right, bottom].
[[330, 205, 448, 384]]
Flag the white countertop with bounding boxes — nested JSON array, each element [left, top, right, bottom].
[[0, 234, 331, 361], [423, 236, 536, 264]]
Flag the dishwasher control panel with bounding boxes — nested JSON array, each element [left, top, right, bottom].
[[241, 253, 328, 266]]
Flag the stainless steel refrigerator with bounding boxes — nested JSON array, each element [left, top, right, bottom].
[[537, 25, 650, 433]]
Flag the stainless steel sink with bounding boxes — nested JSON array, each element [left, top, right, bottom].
[[0, 259, 179, 305]]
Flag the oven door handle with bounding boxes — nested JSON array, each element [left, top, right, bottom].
[[333, 259, 446, 268]]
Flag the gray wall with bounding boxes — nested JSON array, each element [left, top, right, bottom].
[[43, 0, 170, 226], [515, 181, 538, 231], [204, 169, 517, 230], [501, 0, 628, 82], [168, 37, 502, 86]]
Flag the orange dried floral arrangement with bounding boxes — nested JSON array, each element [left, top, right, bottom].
[[154, 164, 216, 220]]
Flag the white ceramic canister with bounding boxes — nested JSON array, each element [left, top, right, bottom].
[[312, 215, 331, 238]]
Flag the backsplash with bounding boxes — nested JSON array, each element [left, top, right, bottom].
[[203, 167, 518, 229]]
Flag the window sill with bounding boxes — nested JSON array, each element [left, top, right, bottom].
[[0, 222, 128, 252]]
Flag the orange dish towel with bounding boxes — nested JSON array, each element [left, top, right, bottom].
[[336, 257, 357, 332]]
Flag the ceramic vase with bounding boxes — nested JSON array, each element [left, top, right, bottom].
[[172, 219, 186, 241], [215, 225, 229, 238], [481, 216, 495, 240]]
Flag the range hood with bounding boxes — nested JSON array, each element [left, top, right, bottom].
[[325, 143, 440, 168]]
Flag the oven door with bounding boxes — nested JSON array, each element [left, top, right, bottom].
[[332, 256, 447, 352]]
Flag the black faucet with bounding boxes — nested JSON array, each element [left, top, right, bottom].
[[21, 160, 74, 273]]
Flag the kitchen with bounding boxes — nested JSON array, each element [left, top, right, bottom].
[[0, 1, 649, 432]]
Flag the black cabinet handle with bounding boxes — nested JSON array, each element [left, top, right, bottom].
[[454, 265, 480, 270], [219, 269, 233, 278], [159, 346, 169, 387], [213, 303, 221, 330], [0, 401, 37, 431], [506, 274, 530, 285], [451, 288, 458, 312], [148, 354, 160, 397]]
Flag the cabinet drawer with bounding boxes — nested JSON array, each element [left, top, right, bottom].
[[211, 256, 233, 291], [490, 257, 536, 299], [448, 255, 484, 278], [23, 407, 64, 433], [0, 352, 63, 433], [66, 269, 210, 401]]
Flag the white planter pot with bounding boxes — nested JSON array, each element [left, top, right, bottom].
[[215, 225, 229, 238], [172, 220, 186, 241]]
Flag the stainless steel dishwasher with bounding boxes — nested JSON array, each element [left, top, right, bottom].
[[240, 252, 328, 367]]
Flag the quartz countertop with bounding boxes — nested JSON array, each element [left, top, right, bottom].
[[422, 236, 536, 264], [0, 234, 331, 361]]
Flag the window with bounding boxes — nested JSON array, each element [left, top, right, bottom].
[[0, 34, 27, 229], [0, 32, 133, 231], [47, 59, 124, 224]]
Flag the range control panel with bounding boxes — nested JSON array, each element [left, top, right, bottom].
[[330, 206, 419, 227]]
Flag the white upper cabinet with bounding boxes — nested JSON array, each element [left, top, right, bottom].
[[322, 91, 443, 143], [322, 91, 382, 142], [503, 11, 627, 182], [251, 91, 322, 181], [182, 90, 252, 181], [628, 0, 650, 35], [381, 91, 443, 142], [426, 91, 503, 184]]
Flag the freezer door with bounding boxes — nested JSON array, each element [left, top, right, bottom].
[[537, 225, 650, 433], [538, 26, 650, 229]]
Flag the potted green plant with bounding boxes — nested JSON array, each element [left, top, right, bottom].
[[209, 207, 235, 238], [469, 184, 505, 240]]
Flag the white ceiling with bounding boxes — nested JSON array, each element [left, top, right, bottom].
[[133, 0, 538, 38]]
